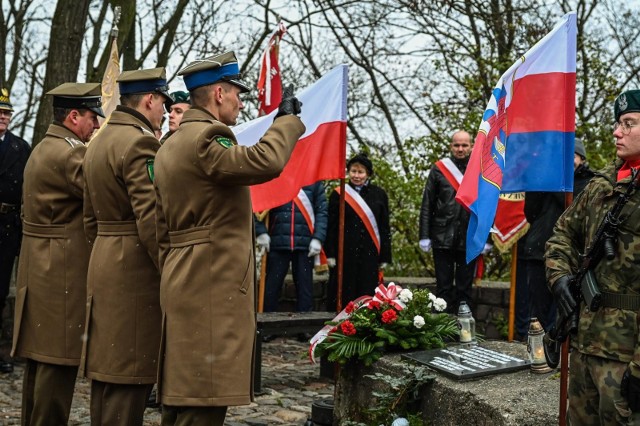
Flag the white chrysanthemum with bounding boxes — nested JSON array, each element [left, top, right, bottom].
[[413, 315, 425, 329], [433, 297, 447, 312], [398, 288, 413, 303], [428, 292, 437, 302]]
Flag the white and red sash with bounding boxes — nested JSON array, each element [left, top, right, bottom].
[[335, 185, 380, 254], [435, 158, 463, 191], [293, 189, 327, 268]]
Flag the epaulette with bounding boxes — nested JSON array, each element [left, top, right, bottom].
[[64, 137, 84, 148]]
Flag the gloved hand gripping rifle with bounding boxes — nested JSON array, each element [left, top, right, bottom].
[[544, 168, 640, 368]]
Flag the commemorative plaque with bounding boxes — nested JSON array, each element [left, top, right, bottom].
[[402, 344, 531, 380]]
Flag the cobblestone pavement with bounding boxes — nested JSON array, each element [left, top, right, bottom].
[[0, 338, 334, 425]]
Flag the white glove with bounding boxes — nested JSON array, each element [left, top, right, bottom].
[[327, 258, 336, 268], [481, 243, 493, 255], [308, 238, 322, 257], [256, 233, 270, 253], [379, 262, 388, 270], [419, 239, 432, 253]]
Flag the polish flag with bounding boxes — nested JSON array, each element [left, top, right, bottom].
[[257, 21, 286, 116], [234, 64, 348, 212]]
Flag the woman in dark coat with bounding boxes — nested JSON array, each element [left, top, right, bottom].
[[325, 153, 392, 311]]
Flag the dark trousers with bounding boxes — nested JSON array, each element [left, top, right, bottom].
[[161, 405, 227, 426], [432, 248, 476, 314], [515, 258, 532, 338], [22, 359, 78, 426], [90, 380, 153, 426], [263, 249, 314, 312], [521, 258, 556, 331], [0, 215, 20, 330]]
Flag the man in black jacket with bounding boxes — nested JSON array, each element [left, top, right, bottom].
[[0, 88, 30, 373], [516, 138, 594, 333], [419, 131, 490, 314]]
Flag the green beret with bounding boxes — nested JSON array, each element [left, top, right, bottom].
[[47, 82, 105, 117], [170, 91, 190, 104], [614, 90, 640, 121]]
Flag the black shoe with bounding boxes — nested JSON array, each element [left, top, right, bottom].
[[0, 361, 14, 374]]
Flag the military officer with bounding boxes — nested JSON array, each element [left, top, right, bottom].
[[546, 89, 640, 424], [154, 51, 304, 425], [11, 82, 103, 424], [82, 68, 172, 425], [0, 88, 30, 374]]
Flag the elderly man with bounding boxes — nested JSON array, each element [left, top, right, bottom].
[[154, 51, 304, 425], [12, 82, 102, 425], [82, 67, 173, 425], [546, 89, 640, 423]]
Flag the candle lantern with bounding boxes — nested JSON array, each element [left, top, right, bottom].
[[527, 317, 552, 373], [457, 301, 476, 344]]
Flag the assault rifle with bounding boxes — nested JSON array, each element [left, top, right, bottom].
[[544, 168, 640, 368]]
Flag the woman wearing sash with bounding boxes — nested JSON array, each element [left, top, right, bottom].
[[325, 153, 392, 311]]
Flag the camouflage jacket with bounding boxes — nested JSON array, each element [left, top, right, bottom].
[[546, 159, 640, 364]]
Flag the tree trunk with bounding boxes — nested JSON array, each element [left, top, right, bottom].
[[32, 0, 90, 146]]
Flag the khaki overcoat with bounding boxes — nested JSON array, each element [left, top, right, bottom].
[[11, 124, 89, 365], [80, 107, 161, 384], [154, 108, 305, 406]]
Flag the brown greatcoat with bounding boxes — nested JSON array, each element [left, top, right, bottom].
[[80, 106, 161, 384], [154, 108, 305, 406], [11, 124, 89, 365]]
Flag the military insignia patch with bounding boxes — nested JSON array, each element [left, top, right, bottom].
[[215, 137, 234, 149], [619, 94, 628, 112], [146, 158, 155, 182], [64, 137, 83, 148]]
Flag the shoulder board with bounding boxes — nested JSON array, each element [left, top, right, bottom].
[[215, 136, 234, 149], [64, 137, 84, 148]]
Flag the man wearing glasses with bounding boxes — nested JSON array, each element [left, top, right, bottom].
[[546, 89, 640, 423], [0, 88, 30, 374]]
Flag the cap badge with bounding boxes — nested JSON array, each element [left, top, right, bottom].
[[619, 94, 628, 112]]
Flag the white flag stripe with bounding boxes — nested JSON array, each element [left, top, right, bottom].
[[235, 64, 348, 146]]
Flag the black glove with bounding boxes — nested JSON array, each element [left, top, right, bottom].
[[275, 84, 302, 118], [552, 275, 577, 318], [621, 368, 640, 412]]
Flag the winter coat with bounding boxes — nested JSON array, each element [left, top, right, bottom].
[[419, 156, 470, 251], [255, 181, 328, 251], [325, 182, 392, 305], [12, 124, 89, 365], [80, 106, 162, 385], [154, 107, 305, 406]]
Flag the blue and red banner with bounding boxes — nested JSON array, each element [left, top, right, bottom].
[[456, 12, 577, 263]]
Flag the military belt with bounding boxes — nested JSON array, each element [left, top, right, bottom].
[[97, 220, 138, 236], [0, 202, 18, 214], [600, 291, 640, 311]]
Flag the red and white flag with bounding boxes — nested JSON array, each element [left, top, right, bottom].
[[234, 64, 348, 212], [257, 21, 286, 116]]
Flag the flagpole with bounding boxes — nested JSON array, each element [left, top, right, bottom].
[[508, 244, 517, 341], [336, 177, 346, 312]]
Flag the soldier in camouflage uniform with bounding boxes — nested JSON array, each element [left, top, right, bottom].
[[546, 89, 640, 425]]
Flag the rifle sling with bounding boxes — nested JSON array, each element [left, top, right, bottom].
[[600, 291, 640, 311]]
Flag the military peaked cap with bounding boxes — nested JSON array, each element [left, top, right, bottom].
[[178, 51, 250, 93], [615, 90, 640, 121], [0, 88, 14, 112], [47, 82, 105, 118], [118, 67, 174, 107]]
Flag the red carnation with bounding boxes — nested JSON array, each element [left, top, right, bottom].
[[340, 320, 357, 336], [367, 301, 381, 310], [345, 301, 356, 314], [381, 309, 398, 324]]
